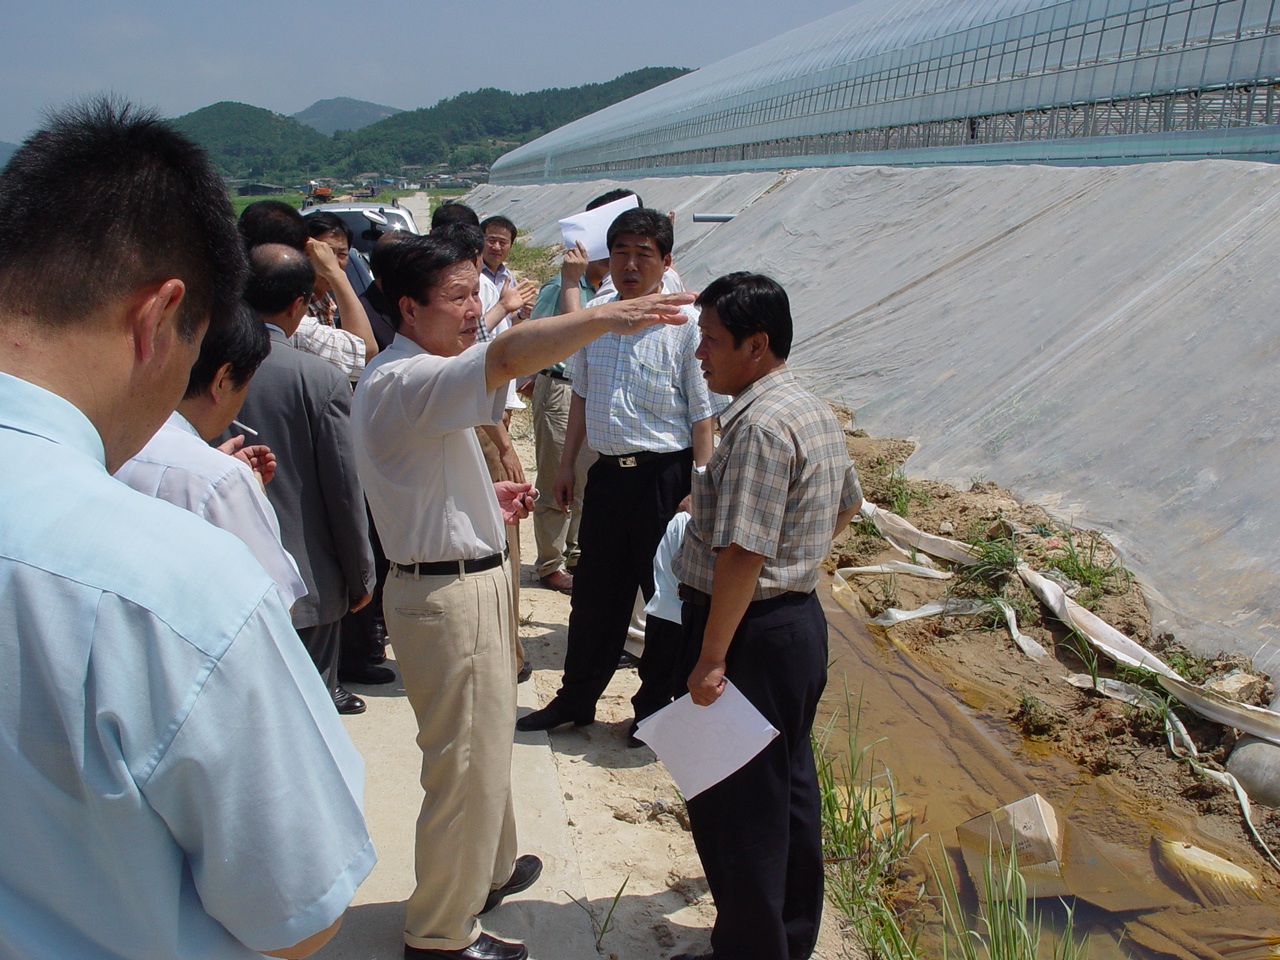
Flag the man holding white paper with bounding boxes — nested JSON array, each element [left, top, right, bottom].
[[673, 272, 863, 960]]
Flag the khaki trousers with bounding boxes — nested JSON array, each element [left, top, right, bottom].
[[387, 562, 518, 950], [532, 374, 594, 577]]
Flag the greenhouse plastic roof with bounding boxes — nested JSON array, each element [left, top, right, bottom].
[[493, 0, 1280, 183]]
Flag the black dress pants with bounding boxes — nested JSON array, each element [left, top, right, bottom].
[[555, 449, 692, 714], [682, 590, 828, 960], [295, 620, 342, 695], [340, 505, 390, 671]]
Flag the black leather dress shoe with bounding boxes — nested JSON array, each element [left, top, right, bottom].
[[332, 686, 366, 714], [669, 954, 712, 960], [516, 659, 532, 684], [515, 699, 594, 732], [480, 854, 543, 914], [339, 662, 396, 685], [404, 933, 528, 960]]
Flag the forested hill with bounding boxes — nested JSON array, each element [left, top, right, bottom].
[[173, 67, 691, 182], [335, 67, 692, 172], [172, 102, 336, 181]]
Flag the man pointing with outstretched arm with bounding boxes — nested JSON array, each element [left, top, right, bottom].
[[351, 233, 693, 960]]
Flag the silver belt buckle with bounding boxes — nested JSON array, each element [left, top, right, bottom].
[[618, 455, 637, 468]]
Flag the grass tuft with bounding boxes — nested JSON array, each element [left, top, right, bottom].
[[1044, 529, 1130, 609]]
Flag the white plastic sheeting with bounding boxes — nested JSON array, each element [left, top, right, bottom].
[[469, 157, 1280, 676]]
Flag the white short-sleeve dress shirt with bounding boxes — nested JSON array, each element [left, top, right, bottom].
[[115, 411, 307, 609], [352, 334, 508, 564]]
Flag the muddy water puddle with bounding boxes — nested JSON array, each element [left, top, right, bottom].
[[817, 588, 1280, 959]]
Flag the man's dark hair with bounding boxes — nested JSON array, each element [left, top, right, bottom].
[[243, 244, 316, 317], [381, 234, 473, 330], [431, 221, 484, 260], [587, 188, 642, 211], [430, 201, 480, 229], [607, 207, 673, 258], [479, 215, 516, 242], [239, 200, 306, 252], [695, 272, 793, 360], [303, 210, 352, 246], [185, 301, 270, 399], [0, 98, 246, 341], [369, 230, 413, 280]]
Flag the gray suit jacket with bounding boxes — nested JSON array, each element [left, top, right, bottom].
[[237, 321, 374, 628]]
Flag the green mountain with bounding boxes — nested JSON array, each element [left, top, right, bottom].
[[171, 102, 336, 181], [174, 67, 692, 183], [293, 97, 403, 137], [335, 67, 692, 172]]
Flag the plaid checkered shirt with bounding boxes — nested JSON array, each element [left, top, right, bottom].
[[674, 367, 863, 599]]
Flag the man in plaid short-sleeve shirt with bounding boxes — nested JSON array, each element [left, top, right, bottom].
[[672, 272, 863, 960]]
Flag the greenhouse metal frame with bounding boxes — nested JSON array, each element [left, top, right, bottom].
[[491, 0, 1280, 183]]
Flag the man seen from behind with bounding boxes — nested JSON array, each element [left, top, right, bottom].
[[0, 100, 373, 960]]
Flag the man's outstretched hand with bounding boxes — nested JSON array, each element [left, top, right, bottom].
[[597, 291, 696, 335]]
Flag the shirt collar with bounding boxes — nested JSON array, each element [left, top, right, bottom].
[[168, 410, 200, 438], [0, 371, 107, 469], [718, 366, 795, 430], [481, 263, 509, 284]]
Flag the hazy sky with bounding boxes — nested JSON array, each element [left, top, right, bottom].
[[0, 0, 856, 144]]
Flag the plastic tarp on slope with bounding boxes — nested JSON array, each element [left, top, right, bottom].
[[466, 173, 781, 250], [468, 159, 1280, 677]]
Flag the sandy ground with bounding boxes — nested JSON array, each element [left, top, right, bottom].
[[315, 413, 853, 960]]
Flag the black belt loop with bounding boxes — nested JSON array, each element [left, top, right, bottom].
[[395, 548, 508, 578]]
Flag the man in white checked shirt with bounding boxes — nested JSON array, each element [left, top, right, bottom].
[[517, 207, 716, 738]]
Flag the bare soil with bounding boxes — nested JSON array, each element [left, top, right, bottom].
[[828, 417, 1280, 878]]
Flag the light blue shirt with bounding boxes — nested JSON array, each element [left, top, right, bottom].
[[564, 295, 715, 456], [0, 373, 375, 959], [644, 510, 690, 624]]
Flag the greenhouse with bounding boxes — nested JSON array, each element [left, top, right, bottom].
[[491, 0, 1280, 183]]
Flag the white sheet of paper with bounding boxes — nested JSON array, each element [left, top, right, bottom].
[[558, 194, 640, 261], [634, 680, 779, 799]]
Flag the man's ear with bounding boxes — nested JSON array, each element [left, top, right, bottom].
[[750, 330, 771, 361], [131, 279, 187, 362], [209, 361, 237, 404], [662, 253, 673, 269], [398, 295, 418, 333]]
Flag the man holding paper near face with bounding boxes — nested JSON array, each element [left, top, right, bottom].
[[672, 272, 863, 960]]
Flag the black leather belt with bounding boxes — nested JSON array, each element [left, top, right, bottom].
[[395, 549, 507, 577], [679, 583, 809, 608], [539, 369, 571, 382], [597, 449, 678, 468], [678, 584, 711, 606]]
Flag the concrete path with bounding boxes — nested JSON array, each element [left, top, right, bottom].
[[313, 657, 601, 960]]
